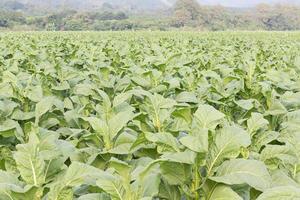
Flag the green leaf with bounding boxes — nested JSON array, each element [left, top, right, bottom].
[[109, 157, 131, 178], [158, 180, 181, 200], [74, 84, 95, 96], [265, 100, 287, 116], [26, 85, 43, 102], [0, 83, 14, 98], [83, 102, 134, 150], [271, 170, 299, 188], [206, 125, 251, 175], [35, 96, 55, 125], [210, 159, 271, 191], [193, 104, 225, 130], [161, 150, 197, 164], [281, 92, 300, 107], [176, 92, 198, 103], [0, 119, 24, 141], [113, 92, 133, 107], [13, 133, 46, 186], [179, 129, 208, 153], [48, 162, 107, 199], [78, 193, 110, 200], [160, 161, 191, 185], [142, 93, 176, 131], [205, 181, 243, 200], [145, 132, 180, 152], [11, 110, 35, 121], [52, 81, 70, 91], [0, 147, 18, 174], [247, 112, 269, 136], [5, 187, 43, 200], [109, 132, 136, 154], [235, 99, 254, 110], [256, 186, 300, 200], [108, 107, 135, 139], [260, 145, 298, 168], [252, 131, 279, 151], [63, 162, 106, 187], [54, 187, 73, 200], [0, 99, 18, 118], [96, 175, 126, 200]]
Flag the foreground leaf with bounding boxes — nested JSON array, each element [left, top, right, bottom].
[[257, 186, 300, 200], [210, 159, 271, 191]]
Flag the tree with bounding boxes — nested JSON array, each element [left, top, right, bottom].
[[172, 0, 200, 27], [255, 4, 300, 30], [115, 12, 128, 20], [3, 1, 25, 11]]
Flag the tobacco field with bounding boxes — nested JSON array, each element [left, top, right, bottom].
[[0, 32, 300, 200]]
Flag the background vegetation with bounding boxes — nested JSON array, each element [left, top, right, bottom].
[[1, 0, 300, 31]]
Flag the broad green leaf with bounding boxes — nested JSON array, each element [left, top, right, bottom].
[[74, 84, 95, 96], [142, 93, 176, 131], [108, 107, 135, 139], [63, 162, 106, 187], [158, 180, 181, 200], [52, 81, 70, 91], [26, 85, 43, 102], [108, 132, 136, 154], [0, 83, 14, 98], [0, 99, 18, 118], [176, 92, 198, 103], [204, 181, 243, 200], [78, 193, 110, 200], [252, 131, 279, 151], [53, 187, 73, 200], [13, 133, 46, 186], [0, 119, 24, 141], [256, 186, 300, 200], [133, 172, 160, 199], [48, 162, 107, 199], [96, 175, 126, 200], [206, 125, 251, 175], [113, 92, 133, 107], [193, 104, 225, 130], [180, 127, 208, 152], [35, 96, 55, 125], [281, 92, 300, 107], [260, 145, 298, 169], [235, 99, 254, 110], [160, 161, 191, 185], [247, 112, 269, 136], [271, 170, 299, 188], [210, 159, 271, 191], [161, 150, 197, 164], [265, 100, 287, 116], [0, 147, 18, 174], [109, 157, 131, 178], [145, 132, 180, 152], [11, 110, 35, 121], [1, 187, 43, 200], [82, 117, 106, 133]]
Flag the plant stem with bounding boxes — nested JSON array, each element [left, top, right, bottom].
[[193, 164, 200, 200]]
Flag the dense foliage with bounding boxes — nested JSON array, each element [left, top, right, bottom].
[[0, 32, 300, 199]]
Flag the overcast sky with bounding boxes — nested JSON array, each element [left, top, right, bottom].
[[200, 0, 300, 7]]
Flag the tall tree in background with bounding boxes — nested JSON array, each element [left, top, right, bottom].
[[256, 3, 300, 30], [173, 0, 200, 27]]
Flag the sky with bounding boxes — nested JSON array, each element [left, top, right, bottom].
[[200, 0, 300, 7]]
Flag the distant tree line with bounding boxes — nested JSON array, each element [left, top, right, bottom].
[[172, 0, 300, 31], [1, 0, 300, 31]]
